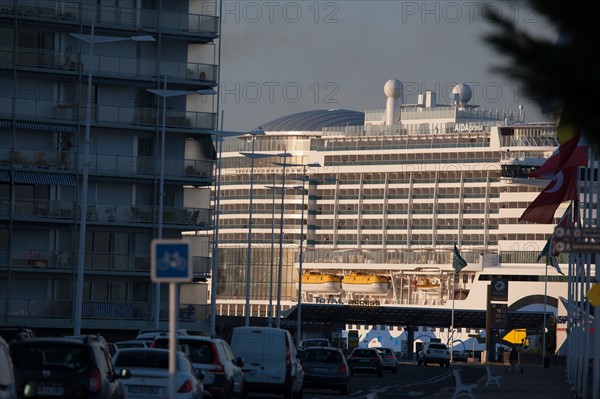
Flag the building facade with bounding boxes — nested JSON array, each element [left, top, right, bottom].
[[0, 0, 220, 336]]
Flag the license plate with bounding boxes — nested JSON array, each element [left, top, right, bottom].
[[243, 371, 256, 378], [37, 386, 64, 396], [359, 359, 370, 363], [128, 385, 159, 394]]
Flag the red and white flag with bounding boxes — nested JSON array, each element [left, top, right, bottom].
[[519, 167, 579, 224]]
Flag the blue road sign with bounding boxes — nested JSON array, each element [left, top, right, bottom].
[[151, 239, 192, 282]]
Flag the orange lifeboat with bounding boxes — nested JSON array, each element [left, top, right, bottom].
[[341, 272, 389, 294], [295, 272, 342, 294]]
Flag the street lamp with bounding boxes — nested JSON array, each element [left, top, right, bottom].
[[147, 79, 214, 399], [293, 175, 334, 345], [147, 77, 213, 329], [206, 130, 251, 336], [270, 161, 320, 328], [71, 25, 154, 335]]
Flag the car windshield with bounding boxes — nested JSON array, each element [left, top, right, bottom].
[[352, 349, 377, 357], [153, 339, 214, 364], [12, 343, 89, 370], [114, 350, 169, 369], [303, 349, 342, 363], [376, 348, 392, 355]]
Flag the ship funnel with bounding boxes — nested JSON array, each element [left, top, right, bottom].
[[384, 79, 403, 125]]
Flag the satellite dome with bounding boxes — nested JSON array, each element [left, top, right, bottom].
[[452, 83, 472, 104], [384, 79, 404, 98]]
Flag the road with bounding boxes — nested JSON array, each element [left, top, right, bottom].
[[247, 363, 486, 399]]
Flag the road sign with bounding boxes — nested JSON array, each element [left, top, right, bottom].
[[588, 284, 600, 307], [151, 239, 192, 282], [491, 278, 508, 301]]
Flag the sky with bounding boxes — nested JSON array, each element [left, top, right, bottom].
[[217, 1, 557, 131]]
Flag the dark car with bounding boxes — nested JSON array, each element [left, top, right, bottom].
[[152, 335, 245, 399], [299, 346, 350, 394], [374, 347, 398, 373], [10, 336, 130, 398], [346, 348, 384, 377], [452, 350, 469, 362]]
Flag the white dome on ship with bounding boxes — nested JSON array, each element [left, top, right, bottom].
[[452, 83, 472, 104], [384, 79, 403, 98]]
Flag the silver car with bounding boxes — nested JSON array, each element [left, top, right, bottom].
[[374, 347, 398, 373]]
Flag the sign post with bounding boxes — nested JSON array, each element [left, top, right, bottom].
[[151, 239, 192, 399]]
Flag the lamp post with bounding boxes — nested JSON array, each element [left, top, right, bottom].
[[147, 78, 212, 329], [206, 130, 250, 336], [293, 174, 334, 345], [147, 81, 214, 399], [71, 25, 154, 335], [270, 161, 320, 328]]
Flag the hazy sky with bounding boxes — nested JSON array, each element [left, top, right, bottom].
[[218, 1, 556, 131]]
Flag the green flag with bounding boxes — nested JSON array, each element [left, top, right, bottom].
[[453, 244, 467, 273]]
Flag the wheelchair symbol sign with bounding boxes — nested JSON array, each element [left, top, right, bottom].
[[151, 239, 192, 282]]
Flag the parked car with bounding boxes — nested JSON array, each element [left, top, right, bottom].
[[374, 347, 398, 373], [135, 329, 188, 340], [417, 342, 450, 367], [452, 350, 469, 362], [299, 346, 350, 395], [64, 334, 116, 357], [10, 336, 130, 399], [298, 338, 330, 351], [112, 348, 206, 399], [230, 326, 303, 399], [114, 339, 152, 349], [0, 337, 16, 399], [151, 335, 245, 399], [346, 348, 384, 377], [0, 326, 35, 343]]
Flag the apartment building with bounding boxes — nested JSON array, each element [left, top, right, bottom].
[[0, 0, 219, 335]]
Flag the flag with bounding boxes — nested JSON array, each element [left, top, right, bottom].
[[529, 131, 587, 179], [519, 167, 579, 224], [537, 238, 564, 275], [453, 244, 467, 273]]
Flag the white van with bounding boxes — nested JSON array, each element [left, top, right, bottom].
[[230, 326, 303, 399], [0, 336, 16, 399]]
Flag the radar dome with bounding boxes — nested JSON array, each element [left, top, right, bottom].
[[384, 79, 404, 98], [452, 83, 472, 104]]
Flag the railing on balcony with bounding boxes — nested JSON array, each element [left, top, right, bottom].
[[0, 298, 210, 323], [0, 47, 218, 84], [0, 98, 217, 130], [0, 198, 212, 228], [0, 147, 214, 180], [0, 246, 211, 274], [0, 0, 219, 36]]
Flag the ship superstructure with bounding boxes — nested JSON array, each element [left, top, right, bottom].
[[212, 79, 581, 351]]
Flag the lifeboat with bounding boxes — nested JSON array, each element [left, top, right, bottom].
[[295, 272, 342, 294], [413, 277, 441, 293], [341, 272, 389, 295]]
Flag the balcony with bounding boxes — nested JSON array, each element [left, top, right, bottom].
[[0, 147, 214, 181], [0, 198, 212, 229], [0, 47, 218, 85], [0, 98, 217, 131], [0, 1, 219, 39]]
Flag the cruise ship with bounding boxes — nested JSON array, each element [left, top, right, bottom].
[[212, 79, 587, 355]]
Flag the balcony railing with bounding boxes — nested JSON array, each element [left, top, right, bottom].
[[1, 1, 219, 37], [0, 98, 217, 130], [0, 147, 214, 181], [0, 199, 212, 228], [0, 247, 211, 274], [0, 298, 210, 322], [0, 47, 218, 84]]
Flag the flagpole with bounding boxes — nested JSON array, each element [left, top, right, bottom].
[[542, 256, 548, 367], [450, 268, 456, 363]]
